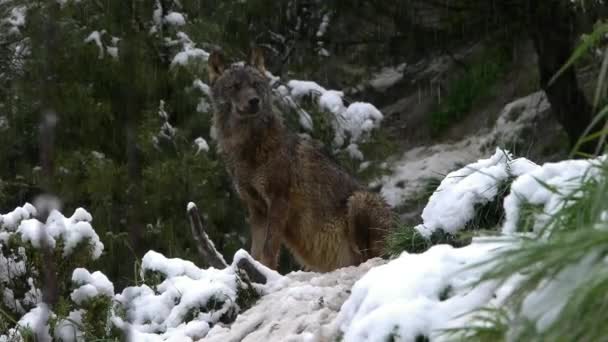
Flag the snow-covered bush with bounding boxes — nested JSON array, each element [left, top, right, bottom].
[[386, 148, 533, 254], [112, 250, 259, 341], [0, 205, 262, 341], [275, 79, 384, 161], [337, 239, 512, 342], [0, 205, 109, 341], [344, 152, 608, 341], [415, 148, 538, 238]]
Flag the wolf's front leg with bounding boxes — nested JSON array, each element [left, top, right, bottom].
[[249, 210, 267, 264], [261, 197, 289, 269]]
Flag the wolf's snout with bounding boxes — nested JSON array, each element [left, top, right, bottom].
[[248, 97, 260, 113]]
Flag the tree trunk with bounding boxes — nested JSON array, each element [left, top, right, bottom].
[[529, 0, 601, 155]]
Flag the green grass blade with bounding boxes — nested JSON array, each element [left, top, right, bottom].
[[549, 21, 608, 86]]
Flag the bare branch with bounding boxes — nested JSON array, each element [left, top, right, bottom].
[[187, 202, 267, 284], [187, 202, 228, 269]]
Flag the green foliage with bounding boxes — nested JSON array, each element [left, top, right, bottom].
[[464, 176, 514, 231], [549, 20, 608, 87], [235, 277, 260, 313], [79, 296, 115, 340], [347, 130, 398, 183], [387, 169, 513, 256], [430, 49, 509, 135], [0, 0, 253, 290], [385, 223, 474, 256], [385, 223, 430, 255], [279, 89, 396, 183]]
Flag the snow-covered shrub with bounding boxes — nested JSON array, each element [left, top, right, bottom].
[[415, 148, 538, 238], [342, 153, 608, 341], [502, 157, 603, 235], [113, 250, 261, 341], [337, 239, 512, 342], [276, 80, 384, 161], [0, 205, 263, 341], [386, 148, 537, 255], [0, 205, 110, 341]]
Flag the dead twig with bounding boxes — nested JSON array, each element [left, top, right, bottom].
[[187, 202, 267, 284]]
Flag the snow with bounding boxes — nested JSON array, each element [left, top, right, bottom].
[[519, 252, 598, 333], [16, 208, 104, 259], [376, 91, 552, 208], [115, 250, 239, 341], [1, 139, 605, 342], [206, 257, 385, 342], [0, 203, 37, 230], [346, 143, 364, 160], [54, 310, 84, 342], [275, 85, 314, 131], [91, 150, 106, 159], [319, 90, 345, 114], [375, 142, 482, 207], [71, 268, 114, 304], [194, 137, 209, 154], [5, 6, 26, 35], [17, 303, 52, 342], [84, 31, 105, 59], [193, 79, 211, 96], [193, 79, 213, 113], [0, 115, 8, 130], [284, 80, 384, 156], [2, 207, 246, 341], [337, 102, 383, 145], [369, 63, 407, 91], [170, 32, 209, 67], [16, 219, 53, 249], [164, 12, 186, 26], [336, 240, 511, 342], [0, 251, 26, 285], [172, 48, 209, 67], [502, 157, 603, 234], [187, 202, 197, 212], [287, 80, 328, 99], [107, 46, 119, 59], [316, 14, 331, 38], [232, 249, 282, 284], [141, 250, 205, 280], [415, 148, 538, 237]]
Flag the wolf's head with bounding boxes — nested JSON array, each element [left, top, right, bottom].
[[208, 48, 271, 121]]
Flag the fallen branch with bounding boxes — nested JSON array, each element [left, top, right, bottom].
[[236, 257, 267, 284], [187, 202, 228, 269], [187, 202, 267, 284]]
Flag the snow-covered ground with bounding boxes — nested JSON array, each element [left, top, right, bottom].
[[206, 257, 385, 342], [2, 149, 604, 341], [375, 91, 552, 208], [3, 87, 601, 341]]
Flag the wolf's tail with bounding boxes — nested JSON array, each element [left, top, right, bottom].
[[347, 191, 393, 261]]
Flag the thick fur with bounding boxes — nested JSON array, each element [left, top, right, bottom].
[[208, 49, 393, 272]]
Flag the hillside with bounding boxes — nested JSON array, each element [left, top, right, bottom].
[[1, 1, 608, 341]]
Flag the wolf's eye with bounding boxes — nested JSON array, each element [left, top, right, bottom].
[[227, 83, 240, 91]]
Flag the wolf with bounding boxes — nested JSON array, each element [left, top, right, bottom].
[[207, 48, 393, 272]]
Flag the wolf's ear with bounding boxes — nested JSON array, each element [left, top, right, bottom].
[[208, 51, 226, 84], [248, 47, 267, 75]]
